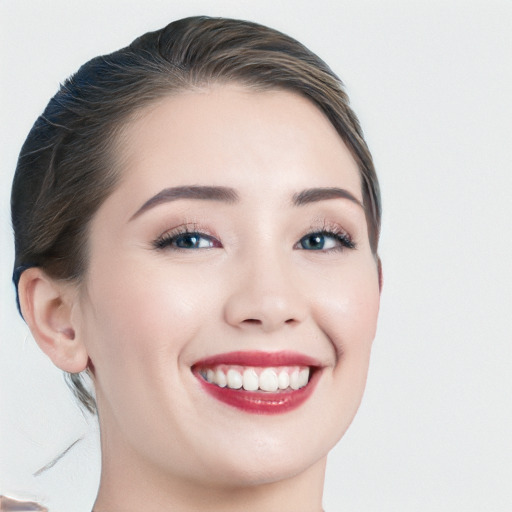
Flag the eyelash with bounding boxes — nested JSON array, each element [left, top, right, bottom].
[[153, 224, 356, 252], [153, 224, 220, 250], [296, 226, 356, 252]]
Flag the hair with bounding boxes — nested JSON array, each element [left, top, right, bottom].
[[11, 16, 381, 413]]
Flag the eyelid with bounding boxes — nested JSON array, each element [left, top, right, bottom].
[[153, 223, 222, 250], [151, 220, 356, 251], [296, 221, 356, 251], [305, 220, 353, 240], [156, 222, 216, 239]]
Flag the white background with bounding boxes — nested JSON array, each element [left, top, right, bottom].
[[1, 1, 511, 511]]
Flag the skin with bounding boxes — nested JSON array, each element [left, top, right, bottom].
[[20, 85, 380, 511]]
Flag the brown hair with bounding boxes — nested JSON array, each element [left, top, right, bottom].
[[11, 16, 381, 413]]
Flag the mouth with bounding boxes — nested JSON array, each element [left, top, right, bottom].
[[192, 351, 321, 414]]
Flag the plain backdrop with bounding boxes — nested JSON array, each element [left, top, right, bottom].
[[1, 1, 511, 511]]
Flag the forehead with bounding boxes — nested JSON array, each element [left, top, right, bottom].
[[112, 85, 362, 205]]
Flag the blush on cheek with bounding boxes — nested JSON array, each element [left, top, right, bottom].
[[315, 282, 379, 356]]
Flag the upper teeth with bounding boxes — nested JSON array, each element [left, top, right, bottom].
[[201, 366, 310, 392]]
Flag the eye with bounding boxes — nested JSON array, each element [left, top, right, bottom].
[[154, 230, 221, 250], [297, 231, 355, 251]]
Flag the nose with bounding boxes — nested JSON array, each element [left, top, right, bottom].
[[223, 253, 308, 333]]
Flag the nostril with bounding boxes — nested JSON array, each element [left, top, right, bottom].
[[242, 318, 296, 327], [244, 319, 262, 325]]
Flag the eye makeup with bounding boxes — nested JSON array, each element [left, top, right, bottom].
[[152, 223, 222, 251], [295, 220, 356, 253], [297, 229, 355, 252], [152, 218, 356, 255]]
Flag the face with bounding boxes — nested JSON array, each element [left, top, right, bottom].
[[75, 85, 380, 487]]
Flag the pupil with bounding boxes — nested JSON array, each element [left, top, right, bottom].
[[304, 234, 323, 250], [179, 234, 198, 248]]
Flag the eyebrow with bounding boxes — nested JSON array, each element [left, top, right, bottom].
[[292, 187, 363, 208], [130, 185, 363, 221], [130, 185, 239, 220]]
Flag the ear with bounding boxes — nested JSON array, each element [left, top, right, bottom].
[[18, 268, 89, 373]]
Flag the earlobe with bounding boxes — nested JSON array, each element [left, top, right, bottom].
[[18, 268, 89, 374]]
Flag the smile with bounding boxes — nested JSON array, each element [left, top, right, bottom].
[[192, 351, 321, 414], [198, 365, 310, 392]]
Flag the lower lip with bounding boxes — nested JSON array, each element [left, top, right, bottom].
[[195, 369, 321, 414]]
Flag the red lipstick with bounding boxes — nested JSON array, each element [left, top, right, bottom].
[[192, 351, 321, 414]]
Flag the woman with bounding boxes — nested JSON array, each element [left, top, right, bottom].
[[12, 16, 381, 511]]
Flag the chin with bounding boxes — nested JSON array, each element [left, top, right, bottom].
[[200, 450, 325, 489], [179, 418, 340, 489]]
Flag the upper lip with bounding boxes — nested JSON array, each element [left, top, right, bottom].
[[191, 350, 322, 368]]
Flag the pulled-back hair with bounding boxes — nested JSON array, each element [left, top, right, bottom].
[[11, 16, 381, 413]]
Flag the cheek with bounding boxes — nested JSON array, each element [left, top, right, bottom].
[[78, 262, 218, 443], [80, 261, 211, 380], [297, 260, 379, 451], [313, 260, 380, 357]]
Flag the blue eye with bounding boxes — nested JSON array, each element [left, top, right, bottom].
[[154, 231, 219, 250], [298, 231, 355, 251]]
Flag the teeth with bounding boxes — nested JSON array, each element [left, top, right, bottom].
[[299, 368, 309, 388], [202, 366, 311, 392], [242, 368, 259, 391], [226, 369, 243, 389], [278, 370, 290, 390], [215, 369, 227, 388], [259, 369, 278, 392], [290, 369, 300, 390]]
